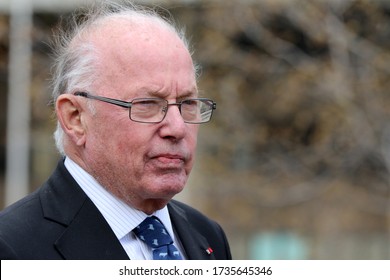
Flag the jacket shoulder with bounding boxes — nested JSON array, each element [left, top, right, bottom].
[[0, 188, 53, 259]]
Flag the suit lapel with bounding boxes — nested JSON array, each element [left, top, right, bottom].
[[54, 199, 128, 260], [168, 202, 215, 260], [40, 160, 128, 260]]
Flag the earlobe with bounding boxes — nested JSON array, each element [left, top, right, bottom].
[[56, 95, 86, 147]]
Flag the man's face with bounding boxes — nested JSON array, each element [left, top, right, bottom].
[[80, 21, 199, 213]]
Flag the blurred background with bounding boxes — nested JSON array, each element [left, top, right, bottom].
[[0, 0, 390, 259]]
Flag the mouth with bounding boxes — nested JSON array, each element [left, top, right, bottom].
[[153, 154, 186, 165]]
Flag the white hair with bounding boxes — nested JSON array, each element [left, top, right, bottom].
[[50, 0, 198, 155]]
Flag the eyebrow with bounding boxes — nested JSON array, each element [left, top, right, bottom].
[[146, 89, 198, 100]]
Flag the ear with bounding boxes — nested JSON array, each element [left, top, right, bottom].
[[56, 94, 87, 147]]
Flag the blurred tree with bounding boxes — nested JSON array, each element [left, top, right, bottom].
[[171, 0, 390, 258]]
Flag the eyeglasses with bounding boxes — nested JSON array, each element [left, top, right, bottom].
[[73, 92, 216, 124]]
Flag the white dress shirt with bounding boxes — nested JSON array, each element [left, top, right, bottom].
[[64, 157, 186, 260]]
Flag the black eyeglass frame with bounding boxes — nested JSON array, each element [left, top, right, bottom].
[[73, 91, 217, 124]]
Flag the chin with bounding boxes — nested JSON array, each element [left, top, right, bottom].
[[148, 179, 186, 199], [155, 172, 187, 189], [157, 183, 185, 197]]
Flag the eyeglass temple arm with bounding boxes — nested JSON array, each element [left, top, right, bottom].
[[74, 92, 131, 108]]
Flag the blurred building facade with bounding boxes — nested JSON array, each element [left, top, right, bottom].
[[0, 0, 389, 259]]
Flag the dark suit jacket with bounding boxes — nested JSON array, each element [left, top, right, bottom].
[[0, 159, 232, 260]]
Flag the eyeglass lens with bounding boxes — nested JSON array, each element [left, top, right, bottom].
[[130, 98, 214, 124]]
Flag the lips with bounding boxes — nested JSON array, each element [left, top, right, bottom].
[[149, 152, 188, 168], [155, 154, 184, 163]]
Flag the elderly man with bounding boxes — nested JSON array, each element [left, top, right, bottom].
[[0, 1, 231, 260]]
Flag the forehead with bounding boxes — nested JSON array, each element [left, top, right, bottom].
[[83, 16, 197, 97], [85, 14, 189, 60]]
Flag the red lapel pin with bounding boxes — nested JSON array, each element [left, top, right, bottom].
[[206, 247, 213, 255]]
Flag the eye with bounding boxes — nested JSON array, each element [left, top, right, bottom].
[[134, 99, 160, 107], [131, 98, 166, 121], [182, 99, 199, 107]]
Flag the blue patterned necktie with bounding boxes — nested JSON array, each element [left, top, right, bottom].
[[133, 216, 182, 260]]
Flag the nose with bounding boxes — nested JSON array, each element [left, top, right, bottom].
[[158, 104, 187, 141]]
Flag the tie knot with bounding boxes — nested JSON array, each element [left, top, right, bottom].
[[133, 216, 173, 248]]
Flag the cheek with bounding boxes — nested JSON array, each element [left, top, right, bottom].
[[87, 116, 140, 161], [189, 126, 199, 149], [115, 132, 143, 159], [116, 128, 153, 163], [186, 127, 199, 167]]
